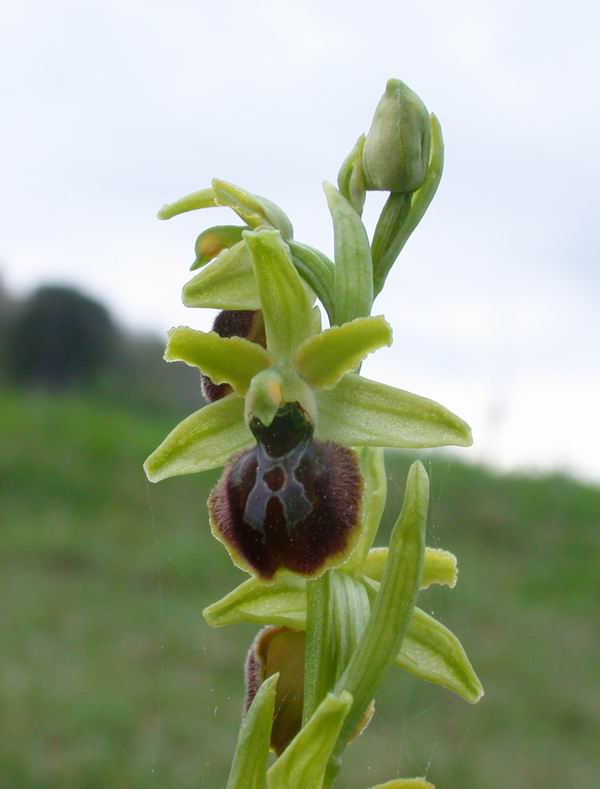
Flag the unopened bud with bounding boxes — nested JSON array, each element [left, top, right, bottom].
[[362, 79, 432, 194]]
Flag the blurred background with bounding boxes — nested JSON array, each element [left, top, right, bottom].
[[1, 1, 598, 787]]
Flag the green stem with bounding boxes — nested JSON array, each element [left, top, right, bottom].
[[303, 572, 335, 723]]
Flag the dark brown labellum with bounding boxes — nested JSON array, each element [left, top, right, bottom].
[[201, 310, 266, 402], [209, 403, 363, 580]]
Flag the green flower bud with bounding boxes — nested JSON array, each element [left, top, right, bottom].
[[362, 79, 432, 193]]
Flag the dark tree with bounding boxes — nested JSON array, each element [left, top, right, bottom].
[[7, 285, 115, 388]]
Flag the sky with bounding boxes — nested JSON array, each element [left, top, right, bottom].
[[1, 0, 599, 480]]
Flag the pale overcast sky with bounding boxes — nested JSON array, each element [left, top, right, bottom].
[[2, 0, 599, 480]]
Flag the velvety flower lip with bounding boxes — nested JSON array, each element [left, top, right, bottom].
[[209, 402, 363, 580]]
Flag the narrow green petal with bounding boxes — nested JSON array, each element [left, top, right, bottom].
[[165, 327, 273, 395], [182, 241, 260, 310], [192, 225, 247, 270], [294, 316, 392, 390], [368, 779, 435, 789], [203, 574, 307, 629], [267, 692, 353, 789], [330, 462, 428, 770], [373, 114, 444, 296], [157, 187, 216, 220], [143, 395, 252, 482], [213, 178, 293, 239], [244, 229, 313, 363], [362, 546, 458, 589], [323, 181, 373, 324], [316, 374, 472, 449], [337, 134, 367, 215], [343, 447, 387, 573], [396, 606, 484, 704], [226, 673, 279, 789]]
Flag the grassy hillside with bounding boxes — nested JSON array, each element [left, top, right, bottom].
[[1, 389, 599, 788]]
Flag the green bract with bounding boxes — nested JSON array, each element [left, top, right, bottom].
[[267, 692, 353, 789], [226, 673, 279, 789]]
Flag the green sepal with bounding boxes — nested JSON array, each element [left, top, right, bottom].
[[143, 394, 253, 482], [362, 546, 458, 589], [192, 225, 247, 270], [164, 327, 273, 395], [244, 229, 313, 364], [373, 114, 444, 296], [367, 779, 435, 789], [337, 134, 367, 215], [267, 692, 353, 789], [329, 462, 428, 769], [226, 673, 279, 789], [182, 241, 260, 310], [213, 178, 293, 240], [157, 187, 216, 220], [316, 374, 472, 449], [288, 240, 335, 320], [202, 545, 454, 632], [343, 447, 387, 573], [323, 181, 373, 324], [293, 316, 392, 390], [203, 574, 307, 629], [395, 605, 483, 704]]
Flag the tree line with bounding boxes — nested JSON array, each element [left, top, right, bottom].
[[0, 281, 202, 416]]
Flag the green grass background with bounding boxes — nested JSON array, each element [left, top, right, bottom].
[[1, 389, 599, 788]]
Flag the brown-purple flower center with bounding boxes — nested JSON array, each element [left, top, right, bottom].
[[209, 403, 363, 579]]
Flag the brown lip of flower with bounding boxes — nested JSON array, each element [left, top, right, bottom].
[[209, 402, 363, 581], [201, 310, 266, 402]]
